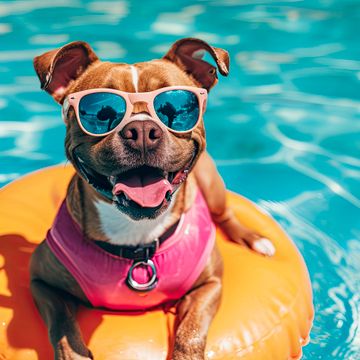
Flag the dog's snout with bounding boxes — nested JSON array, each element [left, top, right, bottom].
[[119, 120, 163, 151]]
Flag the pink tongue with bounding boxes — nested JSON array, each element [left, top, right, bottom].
[[112, 172, 173, 208]]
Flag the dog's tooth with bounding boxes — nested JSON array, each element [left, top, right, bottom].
[[109, 176, 116, 185], [123, 193, 130, 201], [168, 172, 174, 182]]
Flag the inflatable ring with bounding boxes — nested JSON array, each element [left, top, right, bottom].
[[0, 165, 313, 359]]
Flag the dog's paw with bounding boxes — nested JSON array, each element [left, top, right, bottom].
[[218, 215, 275, 256], [172, 348, 204, 360], [56, 349, 93, 360], [68, 355, 92, 360], [251, 237, 276, 257], [55, 336, 93, 360]]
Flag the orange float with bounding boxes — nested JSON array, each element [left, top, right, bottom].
[[0, 165, 313, 359]]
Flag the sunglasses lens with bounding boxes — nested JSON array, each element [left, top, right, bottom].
[[154, 90, 199, 132], [79, 93, 126, 135]]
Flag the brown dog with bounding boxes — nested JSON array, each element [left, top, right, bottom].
[[30, 38, 275, 360]]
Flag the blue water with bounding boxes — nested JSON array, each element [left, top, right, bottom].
[[1, 0, 360, 358]]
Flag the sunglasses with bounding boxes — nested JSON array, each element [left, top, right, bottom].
[[62, 86, 208, 137]]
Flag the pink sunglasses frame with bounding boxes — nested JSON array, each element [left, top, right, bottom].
[[62, 86, 208, 137]]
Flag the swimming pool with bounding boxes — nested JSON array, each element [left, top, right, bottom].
[[0, 0, 359, 358]]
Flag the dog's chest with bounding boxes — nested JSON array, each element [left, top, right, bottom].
[[94, 199, 177, 246]]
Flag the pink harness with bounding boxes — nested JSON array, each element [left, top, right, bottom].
[[46, 190, 215, 311]]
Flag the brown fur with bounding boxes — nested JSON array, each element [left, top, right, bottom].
[[30, 38, 272, 360]]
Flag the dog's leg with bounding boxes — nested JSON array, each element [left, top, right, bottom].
[[194, 152, 275, 256], [30, 279, 92, 360], [172, 272, 222, 360]]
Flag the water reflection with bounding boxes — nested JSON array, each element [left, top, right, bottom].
[[154, 90, 199, 131], [79, 92, 126, 134]]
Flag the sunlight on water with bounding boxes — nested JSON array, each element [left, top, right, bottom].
[[0, 0, 360, 358]]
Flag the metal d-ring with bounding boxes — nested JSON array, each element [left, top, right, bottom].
[[126, 259, 158, 292]]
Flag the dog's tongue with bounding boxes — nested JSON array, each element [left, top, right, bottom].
[[112, 171, 172, 208]]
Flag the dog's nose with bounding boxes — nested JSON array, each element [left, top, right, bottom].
[[119, 120, 163, 151]]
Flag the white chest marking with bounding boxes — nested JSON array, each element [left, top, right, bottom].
[[130, 65, 139, 93], [94, 195, 178, 246]]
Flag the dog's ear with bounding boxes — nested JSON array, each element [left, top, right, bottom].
[[164, 38, 229, 90], [33, 41, 99, 103]]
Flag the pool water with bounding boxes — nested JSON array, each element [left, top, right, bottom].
[[1, 0, 360, 358]]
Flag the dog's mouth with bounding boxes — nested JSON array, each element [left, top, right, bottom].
[[111, 167, 174, 208], [73, 151, 195, 219]]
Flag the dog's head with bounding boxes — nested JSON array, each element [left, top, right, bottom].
[[33, 38, 229, 220]]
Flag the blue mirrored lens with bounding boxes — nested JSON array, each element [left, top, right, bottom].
[[79, 93, 126, 134], [154, 90, 199, 131]]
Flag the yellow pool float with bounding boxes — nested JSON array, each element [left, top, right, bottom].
[[0, 165, 313, 359]]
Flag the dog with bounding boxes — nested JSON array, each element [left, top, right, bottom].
[[30, 38, 275, 360]]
